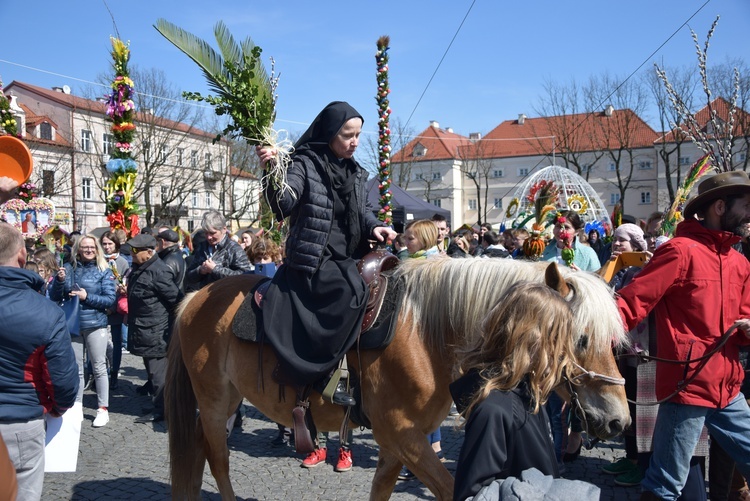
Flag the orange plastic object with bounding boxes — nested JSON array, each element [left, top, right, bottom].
[[0, 135, 33, 184]]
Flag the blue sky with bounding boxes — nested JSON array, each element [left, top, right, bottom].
[[1, 0, 748, 141]]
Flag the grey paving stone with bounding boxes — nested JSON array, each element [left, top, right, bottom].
[[39, 352, 663, 500]]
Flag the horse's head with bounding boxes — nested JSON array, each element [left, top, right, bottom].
[[544, 262, 631, 440]]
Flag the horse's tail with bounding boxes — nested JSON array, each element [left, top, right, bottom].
[[165, 300, 199, 499]]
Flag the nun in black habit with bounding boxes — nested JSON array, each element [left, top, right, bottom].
[[256, 101, 396, 406]]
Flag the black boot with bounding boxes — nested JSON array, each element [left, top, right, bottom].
[[332, 380, 356, 407], [315, 377, 356, 407]]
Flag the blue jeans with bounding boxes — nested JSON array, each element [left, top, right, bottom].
[[643, 393, 750, 500]]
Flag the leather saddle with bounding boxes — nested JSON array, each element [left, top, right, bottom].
[[254, 249, 399, 334]]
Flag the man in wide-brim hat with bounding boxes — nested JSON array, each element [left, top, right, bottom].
[[616, 170, 750, 500]]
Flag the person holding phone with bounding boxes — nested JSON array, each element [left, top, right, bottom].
[[50, 236, 116, 428]]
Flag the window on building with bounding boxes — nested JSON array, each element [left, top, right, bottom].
[[641, 192, 652, 204], [679, 156, 691, 165], [42, 169, 55, 196], [431, 199, 441, 208], [161, 186, 168, 203], [609, 163, 616, 171], [610, 193, 621, 205], [468, 199, 477, 210], [82, 178, 93, 200], [738, 152, 747, 162], [187, 220, 195, 232], [177, 148, 184, 167], [191, 190, 198, 208], [205, 191, 212, 208], [493, 169, 504, 178], [143, 141, 151, 159], [432, 172, 441, 180], [191, 150, 198, 168], [81, 130, 92, 152], [639, 161, 652, 170], [517, 168, 529, 177], [102, 133, 114, 155], [582, 164, 593, 174], [494, 198, 503, 209], [39, 122, 52, 140], [160, 145, 169, 163], [413, 144, 427, 157], [414, 173, 423, 180], [216, 155, 223, 172], [205, 152, 212, 169]]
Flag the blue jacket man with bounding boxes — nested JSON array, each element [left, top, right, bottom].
[[0, 221, 78, 500]]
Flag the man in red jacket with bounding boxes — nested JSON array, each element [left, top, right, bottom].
[[617, 171, 750, 501]]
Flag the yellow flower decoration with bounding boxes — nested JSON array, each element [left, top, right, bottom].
[[567, 195, 588, 215], [505, 198, 520, 218]]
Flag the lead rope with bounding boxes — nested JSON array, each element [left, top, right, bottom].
[[624, 325, 738, 406]]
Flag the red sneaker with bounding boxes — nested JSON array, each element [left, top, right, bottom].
[[301, 447, 327, 468], [335, 447, 353, 472]]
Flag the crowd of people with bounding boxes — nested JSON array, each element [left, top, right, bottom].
[[3, 101, 750, 501]]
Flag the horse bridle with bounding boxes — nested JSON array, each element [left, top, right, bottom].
[[561, 359, 626, 441]]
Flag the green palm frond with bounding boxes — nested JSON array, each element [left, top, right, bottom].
[[154, 18, 278, 143], [212, 21, 241, 73], [154, 19, 230, 99]]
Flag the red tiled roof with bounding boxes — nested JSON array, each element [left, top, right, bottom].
[[658, 97, 750, 142], [5, 81, 220, 141], [392, 125, 472, 163], [479, 109, 659, 158]]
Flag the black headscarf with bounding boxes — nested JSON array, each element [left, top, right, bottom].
[[294, 101, 363, 152], [293, 101, 366, 256]]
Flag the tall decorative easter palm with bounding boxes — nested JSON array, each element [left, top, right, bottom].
[[104, 37, 140, 237], [154, 19, 292, 200], [375, 36, 393, 226]]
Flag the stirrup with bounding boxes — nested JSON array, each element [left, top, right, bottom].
[[322, 358, 353, 406]]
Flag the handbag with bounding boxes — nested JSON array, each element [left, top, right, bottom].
[[59, 295, 80, 336]]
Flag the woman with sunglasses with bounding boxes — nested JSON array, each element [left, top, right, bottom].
[[50, 235, 116, 428]]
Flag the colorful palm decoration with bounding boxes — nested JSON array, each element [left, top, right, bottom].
[[104, 37, 140, 237], [0, 73, 18, 137], [661, 154, 713, 237]]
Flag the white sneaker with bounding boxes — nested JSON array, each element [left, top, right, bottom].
[[92, 408, 109, 427]]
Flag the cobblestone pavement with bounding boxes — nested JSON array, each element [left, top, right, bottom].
[[42, 353, 647, 500]]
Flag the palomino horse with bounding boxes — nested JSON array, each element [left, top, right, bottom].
[[166, 258, 630, 500]]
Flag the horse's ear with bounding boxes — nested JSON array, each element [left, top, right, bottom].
[[544, 262, 571, 298]]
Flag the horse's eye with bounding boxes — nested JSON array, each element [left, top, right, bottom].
[[576, 335, 589, 351]]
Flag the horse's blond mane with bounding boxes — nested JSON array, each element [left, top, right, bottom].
[[396, 258, 627, 358]]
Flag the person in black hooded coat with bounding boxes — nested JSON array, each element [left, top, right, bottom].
[[256, 102, 396, 406]]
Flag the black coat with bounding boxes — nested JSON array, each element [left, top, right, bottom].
[[158, 245, 186, 292], [450, 370, 559, 501], [185, 235, 252, 292], [266, 148, 382, 274], [127, 255, 182, 357]]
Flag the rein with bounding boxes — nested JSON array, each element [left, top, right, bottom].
[[620, 325, 738, 407]]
